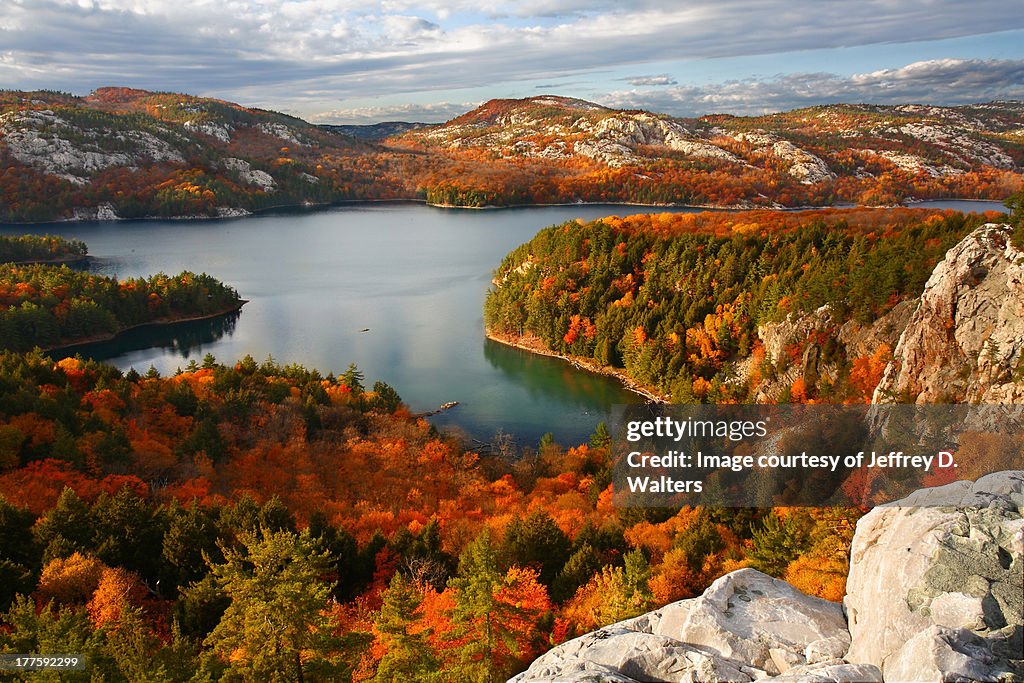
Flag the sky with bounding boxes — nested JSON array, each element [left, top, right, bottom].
[[1, 0, 1023, 124]]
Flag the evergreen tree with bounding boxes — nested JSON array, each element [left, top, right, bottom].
[[370, 380, 402, 413], [34, 487, 96, 563], [449, 533, 550, 683], [501, 510, 570, 589], [589, 422, 612, 449], [748, 510, 811, 577], [449, 533, 503, 683], [0, 495, 37, 570], [161, 501, 221, 596], [91, 487, 167, 582], [205, 527, 341, 682], [551, 542, 600, 603], [341, 363, 364, 394], [373, 573, 438, 681], [1006, 186, 1024, 248]]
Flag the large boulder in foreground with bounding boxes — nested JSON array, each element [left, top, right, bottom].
[[510, 471, 1023, 682], [844, 471, 1024, 681], [873, 223, 1024, 404], [511, 569, 869, 682]]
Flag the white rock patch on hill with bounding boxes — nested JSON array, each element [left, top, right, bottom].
[[770, 141, 835, 184], [222, 157, 277, 192], [0, 109, 185, 184]]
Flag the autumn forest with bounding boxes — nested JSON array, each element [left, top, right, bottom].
[[0, 85, 1022, 682]]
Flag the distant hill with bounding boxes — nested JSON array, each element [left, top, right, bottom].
[[320, 121, 436, 141], [0, 87, 409, 222], [0, 87, 1020, 221], [396, 95, 1023, 206]]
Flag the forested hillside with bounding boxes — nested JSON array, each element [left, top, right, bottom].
[[396, 96, 1024, 208], [484, 207, 1003, 402], [0, 350, 858, 681]]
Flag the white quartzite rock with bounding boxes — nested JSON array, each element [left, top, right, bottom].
[[650, 569, 848, 675], [512, 569, 861, 683], [764, 661, 883, 683], [844, 471, 1024, 682], [508, 627, 751, 683], [222, 157, 277, 192]]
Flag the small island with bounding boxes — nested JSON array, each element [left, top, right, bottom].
[[0, 234, 89, 265], [0, 237, 244, 352]]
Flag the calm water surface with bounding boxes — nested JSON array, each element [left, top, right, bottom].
[[2, 199, 1006, 446]]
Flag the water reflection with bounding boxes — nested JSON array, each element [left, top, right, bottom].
[[482, 337, 635, 411], [51, 311, 242, 364]]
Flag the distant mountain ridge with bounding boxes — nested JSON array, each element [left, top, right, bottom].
[[0, 87, 1021, 222], [320, 121, 436, 141], [402, 95, 1022, 180]]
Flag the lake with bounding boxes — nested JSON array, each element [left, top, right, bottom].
[[1, 199, 1007, 447]]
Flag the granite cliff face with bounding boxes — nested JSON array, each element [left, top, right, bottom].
[[873, 223, 1024, 403], [745, 223, 1023, 405], [509, 472, 1024, 683]]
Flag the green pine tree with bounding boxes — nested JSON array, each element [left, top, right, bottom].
[[373, 573, 439, 681], [204, 527, 341, 682]]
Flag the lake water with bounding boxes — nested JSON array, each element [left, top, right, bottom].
[[1, 199, 1007, 446]]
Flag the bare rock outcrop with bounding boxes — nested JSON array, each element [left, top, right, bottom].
[[0, 109, 185, 184], [749, 300, 913, 403], [509, 472, 1023, 683], [511, 569, 870, 683], [844, 470, 1024, 682], [574, 113, 739, 167], [873, 224, 1024, 403], [222, 157, 277, 192]]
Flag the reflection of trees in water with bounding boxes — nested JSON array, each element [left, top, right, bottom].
[[52, 310, 241, 362], [481, 337, 633, 412]]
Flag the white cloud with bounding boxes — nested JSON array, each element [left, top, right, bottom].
[[601, 59, 1024, 116], [626, 74, 678, 86], [0, 0, 1021, 117]]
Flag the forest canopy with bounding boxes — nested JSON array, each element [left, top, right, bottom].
[[484, 207, 1000, 403]]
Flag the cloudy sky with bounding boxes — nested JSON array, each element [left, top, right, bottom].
[[1, 0, 1022, 123]]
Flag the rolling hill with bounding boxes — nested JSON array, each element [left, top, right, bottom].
[[0, 88, 1021, 221]]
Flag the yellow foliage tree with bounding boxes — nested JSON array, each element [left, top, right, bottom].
[[37, 552, 105, 605]]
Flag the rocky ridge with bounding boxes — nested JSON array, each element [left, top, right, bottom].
[[510, 472, 1024, 683], [748, 223, 1021, 404], [0, 87, 365, 221], [403, 97, 1023, 183], [1, 89, 1021, 221], [873, 223, 1024, 403]]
